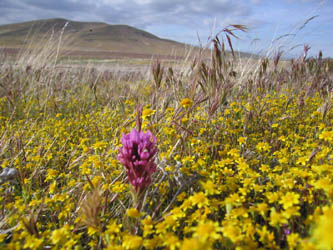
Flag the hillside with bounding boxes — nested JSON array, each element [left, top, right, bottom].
[[0, 18, 192, 59]]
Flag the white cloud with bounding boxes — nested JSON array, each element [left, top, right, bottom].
[[1, 0, 332, 56], [251, 0, 264, 4], [134, 0, 152, 4], [0, 0, 255, 28]]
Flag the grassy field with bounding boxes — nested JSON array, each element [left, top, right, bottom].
[[0, 27, 332, 250]]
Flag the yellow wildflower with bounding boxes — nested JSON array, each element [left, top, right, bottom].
[[312, 207, 333, 250], [190, 192, 209, 208], [180, 238, 204, 250], [237, 136, 247, 145], [192, 220, 221, 241], [180, 98, 193, 108], [319, 130, 333, 142], [287, 233, 300, 250], [23, 235, 43, 249], [122, 235, 143, 249], [126, 208, 140, 219], [201, 180, 219, 195], [222, 224, 242, 243], [256, 142, 271, 152], [269, 209, 288, 227], [279, 192, 300, 210], [142, 108, 155, 120], [51, 228, 66, 245], [162, 232, 181, 250]]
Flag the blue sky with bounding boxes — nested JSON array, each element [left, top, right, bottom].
[[0, 0, 332, 57]]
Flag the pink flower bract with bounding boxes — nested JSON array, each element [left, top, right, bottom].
[[118, 128, 158, 192]]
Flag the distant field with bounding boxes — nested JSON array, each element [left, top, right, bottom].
[[0, 47, 188, 60]]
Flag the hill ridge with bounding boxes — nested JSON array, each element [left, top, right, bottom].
[[0, 18, 189, 58]]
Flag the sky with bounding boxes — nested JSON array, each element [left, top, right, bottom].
[[0, 0, 332, 57]]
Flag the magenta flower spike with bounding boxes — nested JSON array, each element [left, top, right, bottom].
[[118, 128, 158, 192]]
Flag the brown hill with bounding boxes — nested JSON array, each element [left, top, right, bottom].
[[0, 18, 193, 59]]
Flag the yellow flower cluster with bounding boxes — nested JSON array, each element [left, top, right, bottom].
[[0, 84, 332, 250]]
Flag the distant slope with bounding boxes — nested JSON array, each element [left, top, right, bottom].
[[0, 18, 192, 59]]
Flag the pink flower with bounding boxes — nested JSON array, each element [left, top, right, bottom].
[[118, 128, 157, 192]]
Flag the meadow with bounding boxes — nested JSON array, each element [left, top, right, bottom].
[[0, 28, 332, 250]]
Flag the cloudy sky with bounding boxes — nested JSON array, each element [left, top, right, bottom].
[[1, 0, 332, 57]]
